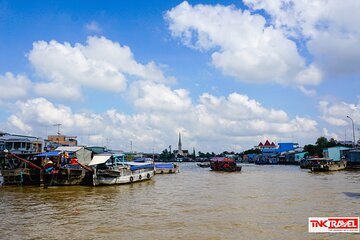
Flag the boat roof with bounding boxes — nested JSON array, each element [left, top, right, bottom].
[[55, 146, 83, 152], [210, 157, 234, 162], [35, 151, 61, 157], [88, 154, 112, 166]]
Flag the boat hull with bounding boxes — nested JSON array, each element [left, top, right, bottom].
[[311, 161, 347, 172], [93, 169, 155, 186]]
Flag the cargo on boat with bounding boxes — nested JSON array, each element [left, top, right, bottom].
[[210, 157, 241, 172]]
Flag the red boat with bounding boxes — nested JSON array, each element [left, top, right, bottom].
[[210, 157, 242, 172]]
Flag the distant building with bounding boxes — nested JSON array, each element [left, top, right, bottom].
[[47, 135, 77, 149], [174, 132, 188, 157], [255, 140, 277, 149], [0, 132, 44, 154]]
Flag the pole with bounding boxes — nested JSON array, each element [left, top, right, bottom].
[[347, 116, 355, 147]]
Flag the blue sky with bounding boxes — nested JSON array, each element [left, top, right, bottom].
[[0, 0, 359, 152]]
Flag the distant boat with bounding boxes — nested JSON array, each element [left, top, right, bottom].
[[197, 162, 210, 168], [255, 157, 278, 165], [310, 158, 347, 172], [210, 157, 241, 172], [89, 154, 155, 186], [155, 163, 179, 174], [0, 172, 4, 186]]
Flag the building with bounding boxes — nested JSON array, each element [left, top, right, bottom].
[[46, 135, 78, 150], [0, 132, 44, 154], [174, 132, 188, 158], [340, 148, 360, 169], [255, 140, 276, 149], [323, 146, 350, 161]]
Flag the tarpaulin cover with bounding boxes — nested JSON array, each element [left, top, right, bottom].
[[210, 157, 234, 162], [155, 163, 175, 169], [129, 163, 154, 171], [88, 155, 112, 166], [35, 151, 61, 157], [133, 158, 153, 162]]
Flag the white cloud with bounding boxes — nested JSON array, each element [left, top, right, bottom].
[[85, 21, 102, 33], [319, 100, 360, 127], [244, 0, 360, 78], [0, 72, 32, 99], [6, 91, 319, 152], [127, 81, 192, 112], [28, 36, 171, 100], [165, 1, 323, 87]]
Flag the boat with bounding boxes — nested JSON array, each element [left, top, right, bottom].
[[255, 156, 278, 165], [210, 157, 241, 172], [36, 150, 93, 186], [89, 154, 155, 186], [155, 163, 179, 174], [0, 172, 4, 186], [299, 157, 313, 169], [310, 158, 347, 172], [197, 162, 210, 168]]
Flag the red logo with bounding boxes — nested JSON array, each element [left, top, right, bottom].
[[309, 217, 359, 232]]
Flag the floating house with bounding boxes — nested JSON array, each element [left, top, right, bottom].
[[323, 146, 350, 161], [340, 148, 360, 169]]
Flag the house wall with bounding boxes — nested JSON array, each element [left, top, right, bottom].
[[323, 147, 350, 160]]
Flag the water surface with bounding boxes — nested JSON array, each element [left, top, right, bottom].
[[1, 163, 359, 239]]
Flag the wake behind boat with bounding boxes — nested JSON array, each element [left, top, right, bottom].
[[89, 154, 155, 186]]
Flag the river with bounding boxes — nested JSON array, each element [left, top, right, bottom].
[[0, 163, 359, 239]]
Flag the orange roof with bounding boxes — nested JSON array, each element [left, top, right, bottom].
[[258, 142, 264, 146]]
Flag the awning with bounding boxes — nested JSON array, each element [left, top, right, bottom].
[[55, 146, 83, 152], [88, 155, 112, 166], [35, 151, 61, 157]]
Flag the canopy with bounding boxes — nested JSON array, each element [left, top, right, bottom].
[[55, 146, 83, 152], [155, 163, 175, 169], [36, 151, 61, 157], [88, 155, 112, 166], [210, 157, 234, 163], [123, 162, 154, 171]]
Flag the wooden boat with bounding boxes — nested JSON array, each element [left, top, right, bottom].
[[155, 163, 179, 174], [36, 151, 93, 186], [197, 162, 210, 168], [310, 158, 347, 172], [89, 154, 155, 186], [0, 153, 42, 185], [210, 157, 241, 172]]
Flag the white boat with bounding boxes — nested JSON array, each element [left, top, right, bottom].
[[89, 154, 155, 186], [155, 163, 179, 174]]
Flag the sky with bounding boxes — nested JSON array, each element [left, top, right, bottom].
[[0, 0, 360, 153]]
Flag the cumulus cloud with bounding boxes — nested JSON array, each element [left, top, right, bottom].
[[28, 36, 171, 100], [319, 100, 360, 126], [127, 81, 192, 112], [165, 1, 323, 87], [244, 0, 360, 78], [0, 72, 32, 99], [7, 93, 319, 152]]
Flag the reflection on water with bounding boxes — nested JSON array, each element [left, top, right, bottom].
[[1, 163, 359, 239]]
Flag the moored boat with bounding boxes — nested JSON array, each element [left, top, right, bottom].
[[89, 154, 155, 186], [210, 157, 241, 172], [310, 158, 347, 172], [197, 162, 210, 168], [155, 163, 179, 174]]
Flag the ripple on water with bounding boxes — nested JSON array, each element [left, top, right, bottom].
[[1, 163, 359, 239]]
